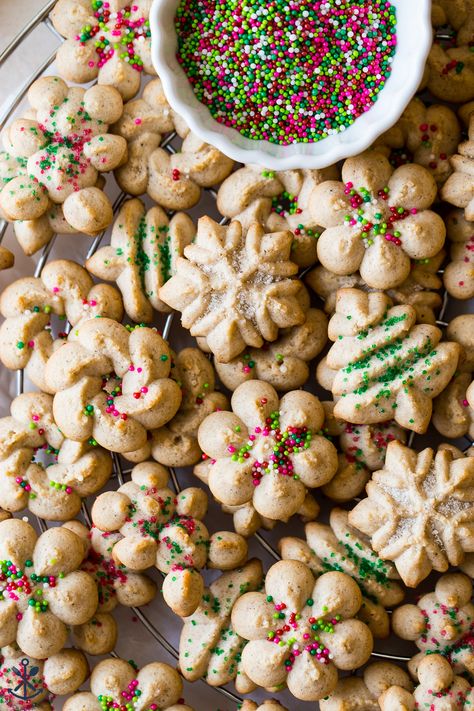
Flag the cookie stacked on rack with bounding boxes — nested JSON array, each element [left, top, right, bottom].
[[0, 1, 473, 710]]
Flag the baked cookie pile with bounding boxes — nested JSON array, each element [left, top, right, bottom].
[[0, 1, 473, 709]]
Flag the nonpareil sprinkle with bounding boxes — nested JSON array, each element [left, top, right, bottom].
[[175, 0, 397, 145]]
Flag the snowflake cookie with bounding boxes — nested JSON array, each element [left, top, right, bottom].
[[279, 508, 405, 639], [309, 151, 445, 289], [0, 518, 98, 659], [214, 308, 327, 393], [85, 197, 196, 323], [0, 259, 123, 394], [197, 380, 337, 526], [216, 164, 339, 267], [148, 347, 229, 468], [319, 661, 412, 711], [113, 79, 233, 210], [43, 319, 182, 453], [0, 78, 126, 249], [373, 97, 461, 184], [443, 210, 474, 301], [178, 559, 262, 692], [0, 643, 89, 710], [350, 443, 474, 587], [232, 561, 373, 701], [159, 217, 309, 363], [317, 288, 461, 432], [441, 116, 474, 222], [392, 572, 474, 682], [91, 461, 247, 616], [51, 0, 154, 100], [0, 392, 112, 521], [63, 658, 193, 711]]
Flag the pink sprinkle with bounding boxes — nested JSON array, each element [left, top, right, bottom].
[[135, 118, 142, 125]]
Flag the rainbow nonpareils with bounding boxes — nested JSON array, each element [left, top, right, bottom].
[[176, 0, 397, 145]]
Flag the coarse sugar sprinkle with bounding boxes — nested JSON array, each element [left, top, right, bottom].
[[175, 0, 397, 145]]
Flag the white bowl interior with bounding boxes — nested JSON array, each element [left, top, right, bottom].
[[151, 0, 432, 168]]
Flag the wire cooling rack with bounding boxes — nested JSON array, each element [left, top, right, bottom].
[[0, 5, 473, 709]]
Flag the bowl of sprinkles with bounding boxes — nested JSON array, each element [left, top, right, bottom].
[[151, 0, 432, 169]]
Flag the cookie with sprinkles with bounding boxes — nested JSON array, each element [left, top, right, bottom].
[[216, 165, 339, 267], [0, 392, 112, 521], [317, 288, 461, 432], [350, 442, 474, 587], [310, 151, 446, 290], [43, 318, 182, 454], [392, 572, 474, 683], [51, 0, 154, 100], [441, 115, 474, 222], [0, 518, 98, 659], [0, 259, 123, 394], [85, 198, 196, 323], [63, 657, 193, 711], [0, 77, 127, 249], [279, 507, 405, 639], [232, 561, 373, 701], [443, 210, 474, 301]]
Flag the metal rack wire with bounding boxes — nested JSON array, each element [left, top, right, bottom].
[[0, 6, 472, 709]]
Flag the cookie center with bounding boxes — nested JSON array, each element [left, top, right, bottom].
[[0, 560, 63, 615]]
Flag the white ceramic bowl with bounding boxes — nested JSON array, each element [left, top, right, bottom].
[[151, 0, 432, 170]]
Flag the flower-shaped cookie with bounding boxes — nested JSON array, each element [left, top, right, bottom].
[[113, 79, 233, 210], [85, 198, 196, 323], [0, 78, 127, 247], [241, 703, 288, 711], [309, 151, 445, 289], [197, 380, 338, 524], [149, 347, 229, 468], [425, 1, 474, 103], [279, 508, 405, 639], [374, 98, 461, 184], [232, 561, 373, 701], [443, 210, 474, 301], [0, 392, 112, 521], [0, 518, 98, 659], [319, 661, 412, 711], [392, 573, 474, 680], [159, 217, 309, 362], [306, 249, 446, 326], [63, 658, 192, 711], [441, 116, 474, 222], [43, 319, 182, 453], [214, 308, 327, 393], [91, 461, 248, 616], [0, 259, 124, 393], [51, 0, 154, 100], [0, 643, 89, 710], [318, 289, 461, 432], [217, 165, 339, 267], [350, 442, 474, 587], [179, 558, 262, 692]]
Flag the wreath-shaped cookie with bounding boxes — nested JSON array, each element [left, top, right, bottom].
[[51, 0, 154, 100], [317, 288, 461, 432], [0, 518, 98, 659], [216, 165, 339, 267], [0, 392, 112, 521], [159, 217, 309, 363], [279, 508, 405, 639], [43, 319, 182, 453], [350, 443, 474, 587], [197, 380, 338, 525], [441, 116, 474, 222], [91, 461, 247, 616], [63, 658, 192, 711], [85, 198, 196, 323], [0, 78, 126, 251], [0, 259, 123, 394], [309, 151, 445, 289], [232, 561, 373, 701], [113, 78, 234, 210], [443, 210, 474, 301]]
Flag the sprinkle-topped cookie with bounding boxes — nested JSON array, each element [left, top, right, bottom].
[[175, 0, 397, 145]]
